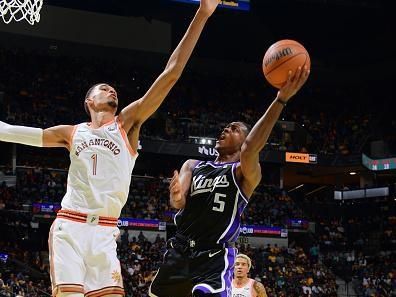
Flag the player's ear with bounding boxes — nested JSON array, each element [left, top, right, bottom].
[[84, 98, 93, 115]]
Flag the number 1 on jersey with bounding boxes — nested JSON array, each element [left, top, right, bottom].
[[91, 153, 97, 175]]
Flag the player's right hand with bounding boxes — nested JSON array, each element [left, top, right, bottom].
[[277, 65, 310, 103], [198, 0, 221, 17], [169, 170, 182, 202]]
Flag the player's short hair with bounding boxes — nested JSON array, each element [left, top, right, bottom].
[[237, 121, 251, 136], [236, 254, 252, 270], [84, 83, 108, 116]]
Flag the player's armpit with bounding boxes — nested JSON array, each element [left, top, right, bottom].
[[253, 281, 268, 297]]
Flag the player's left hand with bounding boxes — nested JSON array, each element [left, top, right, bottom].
[[198, 0, 221, 17], [277, 65, 310, 102], [169, 170, 182, 203]]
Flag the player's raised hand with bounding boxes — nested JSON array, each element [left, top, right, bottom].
[[277, 65, 310, 103], [198, 0, 221, 17], [169, 170, 182, 203]]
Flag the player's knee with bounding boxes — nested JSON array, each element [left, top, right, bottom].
[[56, 293, 84, 297]]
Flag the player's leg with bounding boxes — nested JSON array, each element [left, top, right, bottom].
[[84, 226, 125, 297], [49, 219, 86, 297], [149, 240, 192, 297], [191, 247, 237, 297], [149, 267, 191, 297]]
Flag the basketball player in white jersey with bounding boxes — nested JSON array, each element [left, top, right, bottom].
[[0, 1, 221, 296], [232, 254, 267, 297]]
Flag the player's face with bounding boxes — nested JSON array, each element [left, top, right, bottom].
[[87, 84, 118, 113], [234, 258, 249, 278], [215, 122, 248, 153]]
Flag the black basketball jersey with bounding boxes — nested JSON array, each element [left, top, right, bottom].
[[174, 161, 249, 245]]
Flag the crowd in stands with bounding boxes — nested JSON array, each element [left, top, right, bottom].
[[0, 271, 51, 297], [1, 46, 392, 157], [118, 232, 166, 297], [297, 192, 396, 297], [242, 183, 305, 227], [238, 243, 338, 297], [0, 211, 52, 296]]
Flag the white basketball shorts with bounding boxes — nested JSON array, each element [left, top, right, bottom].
[[48, 210, 124, 296]]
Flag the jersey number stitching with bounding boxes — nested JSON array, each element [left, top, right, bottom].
[[91, 153, 97, 175], [212, 193, 226, 212]]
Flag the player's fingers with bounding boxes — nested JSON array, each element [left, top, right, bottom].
[[293, 66, 303, 85], [169, 177, 179, 189], [305, 67, 311, 79], [170, 184, 180, 194], [286, 70, 293, 83], [298, 66, 310, 86], [170, 170, 178, 183], [172, 170, 179, 180]]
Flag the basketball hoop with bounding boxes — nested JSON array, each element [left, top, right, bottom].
[[0, 0, 43, 25]]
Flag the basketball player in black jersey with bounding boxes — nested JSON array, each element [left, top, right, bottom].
[[149, 66, 310, 297]]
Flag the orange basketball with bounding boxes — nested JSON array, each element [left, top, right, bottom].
[[262, 40, 310, 89]]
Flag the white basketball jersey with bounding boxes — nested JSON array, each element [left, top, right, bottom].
[[61, 118, 137, 217], [232, 279, 255, 297]]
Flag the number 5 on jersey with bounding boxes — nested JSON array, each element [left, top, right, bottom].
[[213, 193, 226, 212]]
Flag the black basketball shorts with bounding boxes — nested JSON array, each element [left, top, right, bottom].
[[149, 238, 237, 297]]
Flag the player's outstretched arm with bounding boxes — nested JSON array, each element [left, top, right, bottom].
[[119, 0, 220, 151], [0, 121, 74, 149], [238, 66, 310, 197], [169, 159, 197, 209], [43, 125, 75, 148], [253, 280, 268, 297]]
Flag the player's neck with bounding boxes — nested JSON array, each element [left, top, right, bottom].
[[89, 112, 115, 128], [234, 276, 249, 287], [215, 151, 240, 163]]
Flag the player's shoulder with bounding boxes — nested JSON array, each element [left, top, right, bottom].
[[184, 159, 202, 169], [252, 279, 264, 287], [47, 124, 76, 134], [71, 122, 90, 131], [72, 122, 88, 128], [252, 279, 266, 296]]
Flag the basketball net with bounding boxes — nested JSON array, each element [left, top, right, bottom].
[[0, 0, 43, 25]]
